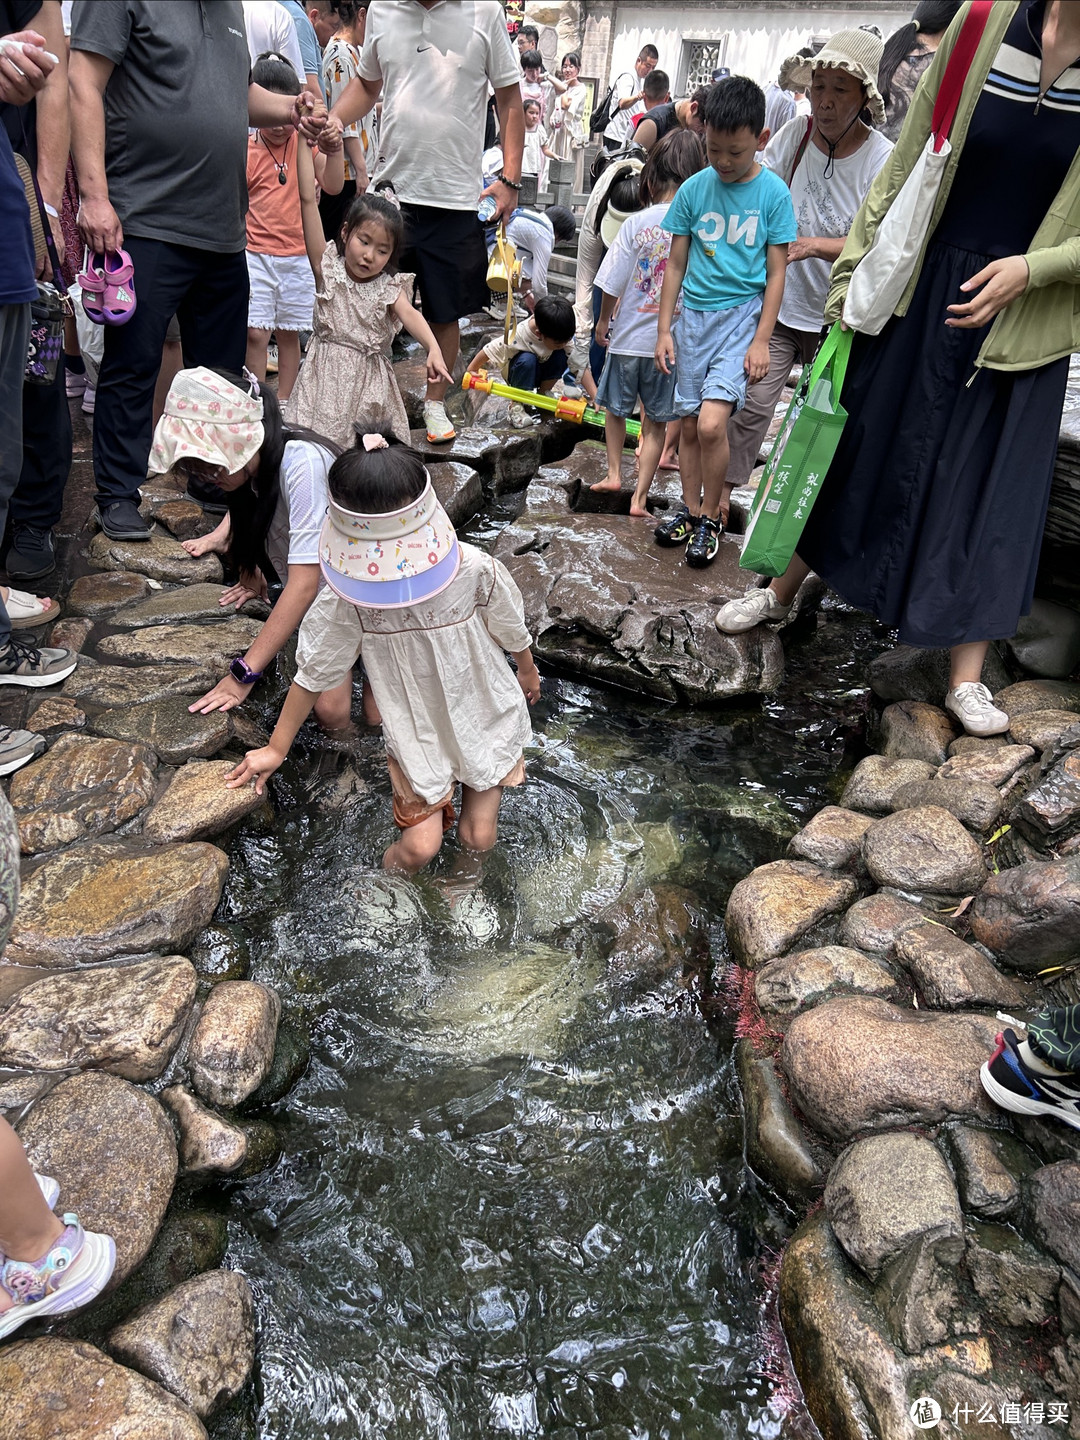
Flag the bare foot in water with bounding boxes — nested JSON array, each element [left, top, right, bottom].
[[589, 477, 623, 494], [183, 515, 231, 557]]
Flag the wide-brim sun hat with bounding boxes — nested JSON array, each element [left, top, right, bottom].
[[319, 476, 461, 609], [787, 27, 886, 127], [600, 202, 636, 249], [148, 366, 264, 477]]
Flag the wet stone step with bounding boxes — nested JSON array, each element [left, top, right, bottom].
[[62, 660, 219, 707], [90, 697, 232, 765], [67, 570, 154, 616], [107, 583, 267, 629], [97, 619, 262, 672], [87, 529, 223, 585]]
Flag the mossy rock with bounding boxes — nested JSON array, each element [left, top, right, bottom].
[[240, 1015, 311, 1113]]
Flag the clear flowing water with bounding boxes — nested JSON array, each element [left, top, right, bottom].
[[212, 531, 885, 1438]]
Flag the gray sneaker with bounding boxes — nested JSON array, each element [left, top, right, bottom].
[[715, 586, 792, 634], [0, 726, 46, 775], [0, 637, 77, 688]]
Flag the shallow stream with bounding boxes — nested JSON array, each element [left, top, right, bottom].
[[211, 510, 887, 1439]]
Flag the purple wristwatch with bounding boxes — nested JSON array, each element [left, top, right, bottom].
[[229, 655, 264, 686]]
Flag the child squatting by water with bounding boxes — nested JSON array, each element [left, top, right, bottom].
[[226, 434, 541, 874]]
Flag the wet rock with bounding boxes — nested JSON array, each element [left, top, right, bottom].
[[839, 754, 937, 814], [410, 422, 542, 494], [0, 1338, 207, 1439], [19, 1071, 177, 1283], [26, 696, 87, 736], [144, 759, 264, 843], [429, 459, 484, 528], [8, 733, 156, 852], [241, 1014, 310, 1110], [67, 570, 153, 616], [937, 743, 1035, 787], [948, 734, 1010, 758], [879, 701, 957, 765], [967, 1221, 1060, 1327], [97, 619, 261, 672], [893, 921, 1027, 1009], [781, 997, 999, 1140], [1007, 598, 1080, 679], [161, 1085, 248, 1175], [494, 508, 783, 703], [235, 1117, 281, 1178], [839, 892, 929, 955], [736, 1040, 823, 1205], [108, 1270, 255, 1420], [0, 789, 18, 951], [109, 583, 263, 629], [6, 837, 228, 967], [969, 857, 1080, 970], [1060, 1269, 1080, 1335], [92, 698, 231, 766], [599, 883, 704, 987], [942, 1124, 1026, 1218], [875, 1230, 966, 1354], [869, 644, 1010, 705], [891, 773, 1004, 833], [787, 807, 872, 871], [996, 678, 1080, 719], [188, 981, 281, 1108], [862, 806, 988, 895], [825, 1132, 963, 1281], [0, 1069, 55, 1118], [0, 956, 196, 1080], [88, 528, 223, 585], [724, 860, 858, 968], [1028, 1161, 1080, 1273], [189, 925, 251, 983], [63, 661, 219, 707], [152, 498, 215, 542], [754, 945, 900, 1014], [1009, 709, 1080, 751], [1016, 752, 1080, 840], [48, 615, 94, 652]]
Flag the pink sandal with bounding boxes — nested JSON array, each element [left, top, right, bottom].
[[101, 249, 137, 325], [76, 250, 107, 325]]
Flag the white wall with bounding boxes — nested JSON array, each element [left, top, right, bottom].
[[608, 6, 908, 93]]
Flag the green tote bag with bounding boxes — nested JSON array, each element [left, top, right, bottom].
[[739, 323, 853, 579]]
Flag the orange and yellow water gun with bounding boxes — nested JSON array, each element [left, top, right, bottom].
[[462, 370, 641, 439]]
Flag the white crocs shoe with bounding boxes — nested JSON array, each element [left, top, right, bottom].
[[424, 400, 456, 444], [715, 587, 792, 634], [945, 682, 1010, 737]]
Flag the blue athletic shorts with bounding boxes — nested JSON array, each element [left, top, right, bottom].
[[595, 351, 679, 423], [672, 297, 762, 416]]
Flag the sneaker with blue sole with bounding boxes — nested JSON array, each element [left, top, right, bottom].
[[980, 1028, 1080, 1130]]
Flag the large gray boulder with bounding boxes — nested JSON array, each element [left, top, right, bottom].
[[969, 856, 1080, 969], [862, 806, 988, 895], [724, 860, 858, 967], [8, 734, 157, 853], [187, 981, 281, 1108]]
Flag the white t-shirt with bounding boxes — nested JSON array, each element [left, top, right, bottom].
[[764, 117, 894, 333], [603, 73, 642, 145], [594, 201, 678, 358], [359, 0, 520, 210], [503, 209, 554, 297], [242, 0, 306, 82], [522, 124, 548, 177], [265, 439, 335, 581]]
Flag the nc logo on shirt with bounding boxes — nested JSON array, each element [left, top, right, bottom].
[[696, 212, 759, 247]]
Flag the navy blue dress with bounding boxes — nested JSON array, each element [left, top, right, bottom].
[[797, 0, 1080, 649]]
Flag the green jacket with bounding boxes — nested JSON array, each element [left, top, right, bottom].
[[825, 0, 1080, 371]]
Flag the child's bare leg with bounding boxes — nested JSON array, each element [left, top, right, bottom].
[[246, 327, 270, 383], [183, 512, 232, 558], [0, 1118, 64, 1300], [591, 412, 627, 492], [314, 677, 353, 731], [275, 331, 301, 402], [659, 420, 681, 469], [361, 675, 382, 726], [457, 784, 504, 852], [678, 413, 703, 515], [631, 417, 665, 516], [383, 811, 444, 874], [696, 398, 735, 522]]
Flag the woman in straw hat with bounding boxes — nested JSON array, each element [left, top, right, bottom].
[[722, 28, 893, 527], [718, 0, 1080, 739]]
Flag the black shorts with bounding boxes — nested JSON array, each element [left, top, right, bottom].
[[399, 203, 489, 326]]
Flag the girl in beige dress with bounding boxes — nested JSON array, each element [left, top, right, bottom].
[[286, 194, 452, 449]]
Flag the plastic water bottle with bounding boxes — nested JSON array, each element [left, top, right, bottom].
[[477, 196, 498, 223]]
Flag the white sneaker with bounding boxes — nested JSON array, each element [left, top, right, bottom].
[[424, 401, 456, 443], [715, 587, 792, 634], [945, 682, 1010, 737], [506, 401, 538, 429]]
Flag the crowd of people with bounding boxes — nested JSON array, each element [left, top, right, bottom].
[[0, 0, 1079, 1334]]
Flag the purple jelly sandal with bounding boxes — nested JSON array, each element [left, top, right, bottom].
[[76, 249, 107, 325], [100, 248, 137, 326], [0, 1213, 116, 1338]]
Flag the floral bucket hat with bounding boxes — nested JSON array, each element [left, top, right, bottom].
[[148, 367, 265, 476], [319, 476, 461, 609]]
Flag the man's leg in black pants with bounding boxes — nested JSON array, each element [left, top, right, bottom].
[[93, 236, 200, 538], [177, 249, 249, 374], [8, 354, 73, 578]]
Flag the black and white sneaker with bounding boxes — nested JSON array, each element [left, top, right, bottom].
[[980, 1028, 1080, 1130], [685, 515, 721, 568]]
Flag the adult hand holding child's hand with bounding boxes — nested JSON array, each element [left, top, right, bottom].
[[225, 747, 285, 795]]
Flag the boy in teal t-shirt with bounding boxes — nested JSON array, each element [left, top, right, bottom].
[[655, 76, 796, 567]]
